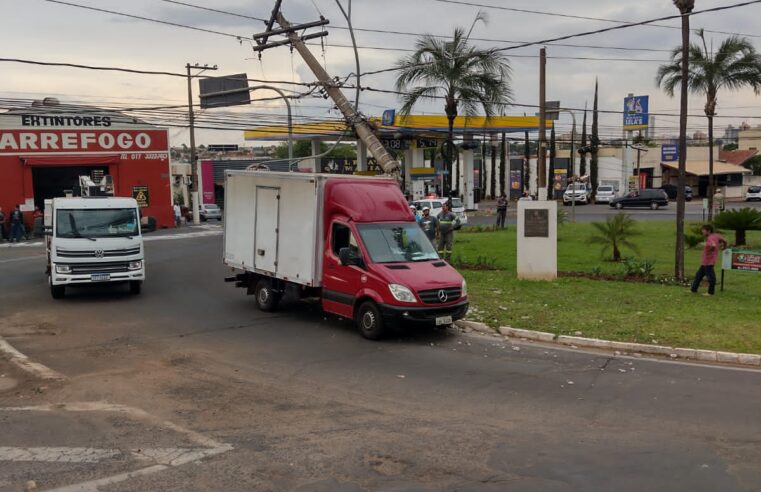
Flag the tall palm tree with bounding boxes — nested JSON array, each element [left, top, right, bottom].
[[657, 29, 761, 220], [394, 27, 512, 195]]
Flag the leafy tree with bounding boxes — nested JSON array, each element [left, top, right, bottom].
[[590, 79, 599, 193], [723, 143, 739, 151], [273, 141, 356, 160], [713, 208, 761, 246], [744, 155, 761, 176], [394, 27, 512, 194], [579, 105, 587, 176], [589, 213, 641, 261], [657, 29, 761, 220]]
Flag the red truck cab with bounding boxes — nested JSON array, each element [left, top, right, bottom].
[[320, 179, 468, 339]]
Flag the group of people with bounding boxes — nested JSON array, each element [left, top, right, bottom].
[[409, 202, 457, 260], [0, 205, 27, 243]]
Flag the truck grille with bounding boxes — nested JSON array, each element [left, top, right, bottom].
[[66, 262, 131, 275], [418, 287, 462, 304], [57, 247, 140, 258]]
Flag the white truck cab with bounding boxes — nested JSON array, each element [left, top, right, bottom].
[[45, 196, 145, 298]]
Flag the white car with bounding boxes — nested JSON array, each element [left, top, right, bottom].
[[200, 203, 223, 221], [413, 197, 468, 229], [746, 185, 761, 201], [563, 184, 592, 205], [595, 185, 617, 204]]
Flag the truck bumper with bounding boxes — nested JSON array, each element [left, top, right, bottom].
[[51, 269, 145, 286], [379, 300, 469, 326]]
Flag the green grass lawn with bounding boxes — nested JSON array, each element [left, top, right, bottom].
[[454, 220, 761, 354]]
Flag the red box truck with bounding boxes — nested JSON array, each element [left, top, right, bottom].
[[223, 171, 468, 339]]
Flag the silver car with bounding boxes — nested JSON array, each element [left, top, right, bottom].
[[563, 183, 591, 205], [595, 185, 617, 204], [200, 203, 222, 221]]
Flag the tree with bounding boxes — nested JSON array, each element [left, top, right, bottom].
[[723, 143, 739, 151], [273, 141, 357, 160], [579, 105, 587, 176], [490, 140, 497, 198], [657, 29, 761, 220], [590, 79, 599, 195], [523, 131, 531, 193], [499, 133, 506, 197], [394, 27, 512, 195], [547, 125, 556, 199], [744, 155, 761, 175], [713, 208, 761, 246], [589, 213, 641, 262]]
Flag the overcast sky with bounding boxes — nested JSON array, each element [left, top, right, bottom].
[[4, 0, 761, 146]]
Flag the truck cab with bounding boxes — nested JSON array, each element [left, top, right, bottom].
[[46, 196, 145, 298]]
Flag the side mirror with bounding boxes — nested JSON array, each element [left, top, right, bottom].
[[339, 247, 362, 267]]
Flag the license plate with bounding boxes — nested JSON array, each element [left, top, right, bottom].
[[435, 316, 453, 326], [91, 273, 111, 282]]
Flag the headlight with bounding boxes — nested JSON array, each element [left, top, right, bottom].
[[55, 264, 71, 274], [389, 284, 416, 303], [461, 280, 468, 297], [128, 260, 143, 271]]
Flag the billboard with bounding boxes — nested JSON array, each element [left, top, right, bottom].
[[624, 95, 649, 131], [661, 144, 679, 162]]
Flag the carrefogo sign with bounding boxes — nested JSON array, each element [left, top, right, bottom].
[[0, 129, 168, 154]]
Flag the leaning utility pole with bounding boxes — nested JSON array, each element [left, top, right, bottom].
[[253, 3, 399, 175], [538, 48, 547, 198], [186, 63, 217, 225]]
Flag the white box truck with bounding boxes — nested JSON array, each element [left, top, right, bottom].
[[224, 171, 468, 339]]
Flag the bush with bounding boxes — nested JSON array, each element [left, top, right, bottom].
[[622, 257, 656, 279], [588, 213, 641, 261], [451, 255, 499, 270]]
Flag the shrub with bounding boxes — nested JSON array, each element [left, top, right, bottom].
[[588, 213, 641, 261], [622, 257, 656, 279]]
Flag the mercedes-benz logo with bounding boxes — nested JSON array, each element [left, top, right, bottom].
[[94, 249, 105, 258], [438, 289, 448, 303]]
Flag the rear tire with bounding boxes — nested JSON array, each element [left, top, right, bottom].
[[615, 202, 623, 210], [650, 202, 659, 210], [355, 301, 385, 340], [129, 281, 142, 295], [254, 279, 280, 312]]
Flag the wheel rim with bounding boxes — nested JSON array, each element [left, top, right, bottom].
[[258, 288, 270, 305], [361, 310, 376, 331]]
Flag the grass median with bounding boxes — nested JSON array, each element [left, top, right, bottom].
[[453, 220, 761, 354]]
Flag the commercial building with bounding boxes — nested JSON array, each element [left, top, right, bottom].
[[0, 98, 174, 229]]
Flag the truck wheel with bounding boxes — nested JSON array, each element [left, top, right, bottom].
[[255, 279, 280, 312], [129, 281, 142, 295], [356, 301, 385, 340], [50, 277, 65, 299]]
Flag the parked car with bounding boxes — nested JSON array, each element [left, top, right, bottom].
[[660, 184, 693, 201], [595, 185, 617, 204], [412, 197, 467, 229], [200, 203, 223, 221], [563, 183, 592, 205], [609, 189, 669, 210], [746, 185, 761, 201]]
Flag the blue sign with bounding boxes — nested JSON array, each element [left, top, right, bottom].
[[661, 144, 679, 162], [381, 109, 396, 126], [624, 95, 649, 130]]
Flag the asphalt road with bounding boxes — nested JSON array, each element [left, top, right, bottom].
[[466, 200, 761, 227], [1, 230, 760, 491]]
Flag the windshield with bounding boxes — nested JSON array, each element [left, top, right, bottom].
[[450, 198, 463, 208], [750, 186, 761, 193], [598, 186, 613, 192], [357, 223, 439, 263], [567, 184, 586, 191], [204, 204, 220, 210], [56, 208, 139, 239]]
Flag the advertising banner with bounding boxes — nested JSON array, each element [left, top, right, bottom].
[[722, 249, 761, 272], [661, 144, 679, 162], [201, 160, 215, 204], [624, 95, 649, 130]]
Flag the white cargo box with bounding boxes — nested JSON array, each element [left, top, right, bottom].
[[223, 171, 324, 287]]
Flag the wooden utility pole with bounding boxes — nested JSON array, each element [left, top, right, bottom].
[[271, 12, 400, 175], [186, 63, 217, 225], [538, 48, 547, 197]]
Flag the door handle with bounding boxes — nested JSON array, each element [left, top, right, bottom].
[[257, 249, 265, 256]]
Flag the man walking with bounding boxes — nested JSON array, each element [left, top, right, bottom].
[[437, 202, 457, 260], [691, 224, 727, 296], [173, 203, 182, 227], [496, 193, 508, 229], [9, 205, 23, 242], [419, 206, 438, 244]]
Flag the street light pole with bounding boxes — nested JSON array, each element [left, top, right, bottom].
[[186, 63, 217, 226]]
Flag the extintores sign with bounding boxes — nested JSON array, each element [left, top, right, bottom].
[[0, 129, 169, 154], [132, 186, 150, 208]]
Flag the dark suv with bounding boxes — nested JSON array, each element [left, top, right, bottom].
[[660, 184, 693, 201], [610, 189, 669, 210]]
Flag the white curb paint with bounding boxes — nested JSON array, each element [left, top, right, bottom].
[[0, 447, 120, 464], [0, 402, 233, 492], [0, 337, 65, 380], [455, 320, 761, 367]]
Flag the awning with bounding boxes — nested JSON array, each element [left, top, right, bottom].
[[661, 160, 751, 176], [21, 155, 121, 166]]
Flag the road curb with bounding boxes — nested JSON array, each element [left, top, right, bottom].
[[455, 321, 761, 367], [0, 336, 66, 380]]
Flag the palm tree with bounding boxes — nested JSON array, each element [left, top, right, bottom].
[[394, 27, 512, 195], [657, 29, 761, 220], [713, 208, 761, 246], [589, 213, 641, 262]]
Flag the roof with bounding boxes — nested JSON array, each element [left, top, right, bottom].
[[53, 197, 138, 208], [718, 149, 758, 166], [661, 160, 752, 176], [323, 178, 412, 223], [244, 115, 551, 141]]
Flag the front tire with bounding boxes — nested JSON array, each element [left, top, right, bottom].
[[129, 281, 142, 295], [50, 279, 65, 299], [615, 202, 623, 210], [650, 202, 659, 210], [355, 301, 385, 340], [254, 279, 280, 312]]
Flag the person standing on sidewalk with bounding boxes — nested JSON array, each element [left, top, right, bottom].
[[495, 193, 508, 229], [691, 224, 727, 296], [9, 205, 23, 242], [0, 207, 5, 242], [437, 202, 457, 260], [419, 206, 438, 245], [173, 203, 182, 227]]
